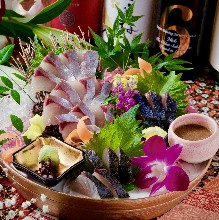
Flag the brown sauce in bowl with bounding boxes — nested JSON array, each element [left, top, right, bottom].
[[174, 124, 212, 141]]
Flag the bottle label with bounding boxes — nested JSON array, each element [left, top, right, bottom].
[[156, 5, 197, 58]]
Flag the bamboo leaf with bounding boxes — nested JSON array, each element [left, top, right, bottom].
[[0, 44, 15, 65], [10, 114, 24, 132], [4, 9, 24, 18], [10, 90, 20, 104], [13, 0, 71, 24]]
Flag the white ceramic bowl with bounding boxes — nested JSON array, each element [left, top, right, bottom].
[[168, 113, 219, 163]]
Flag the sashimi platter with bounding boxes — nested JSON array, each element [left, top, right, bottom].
[[0, 3, 217, 220]]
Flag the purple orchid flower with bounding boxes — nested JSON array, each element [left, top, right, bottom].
[[131, 135, 190, 196]]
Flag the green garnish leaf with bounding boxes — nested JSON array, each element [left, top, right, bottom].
[[0, 44, 15, 65], [155, 54, 192, 71], [137, 71, 188, 115], [0, 130, 6, 146], [31, 36, 51, 70], [85, 105, 143, 157], [0, 76, 13, 89], [122, 182, 137, 192], [0, 130, 5, 135], [10, 114, 24, 132], [10, 90, 20, 104], [0, 86, 10, 94], [12, 73, 26, 82]]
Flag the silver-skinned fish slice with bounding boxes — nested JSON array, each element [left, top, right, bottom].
[[43, 94, 73, 125], [85, 149, 105, 170], [31, 66, 61, 93], [56, 112, 82, 140], [115, 148, 134, 184], [94, 168, 129, 198], [62, 175, 101, 199], [102, 147, 119, 179], [82, 171, 114, 199]]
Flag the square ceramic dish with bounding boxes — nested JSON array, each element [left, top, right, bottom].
[[12, 136, 85, 187]]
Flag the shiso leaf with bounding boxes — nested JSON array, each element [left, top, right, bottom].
[[137, 71, 188, 115], [10, 114, 24, 133], [84, 105, 143, 158]]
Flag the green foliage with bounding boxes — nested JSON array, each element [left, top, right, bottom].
[[0, 44, 15, 65], [91, 1, 191, 74], [84, 105, 143, 158], [10, 115, 24, 133], [0, 0, 82, 47], [15, 0, 72, 24], [137, 71, 188, 115], [31, 36, 50, 71], [10, 90, 20, 104]]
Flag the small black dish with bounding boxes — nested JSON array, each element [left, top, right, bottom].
[[12, 136, 85, 187]]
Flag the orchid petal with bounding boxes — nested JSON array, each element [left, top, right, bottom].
[[165, 144, 183, 165], [143, 136, 166, 160], [150, 179, 166, 196], [131, 156, 153, 169], [137, 177, 158, 189], [165, 166, 190, 192], [134, 166, 158, 189]]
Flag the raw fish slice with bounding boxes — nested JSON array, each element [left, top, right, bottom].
[[94, 169, 129, 198], [31, 67, 61, 93], [95, 82, 111, 101], [44, 95, 73, 111], [43, 95, 73, 125], [67, 80, 86, 99], [80, 78, 101, 98], [102, 104, 114, 123], [162, 93, 177, 124], [79, 102, 95, 125], [56, 112, 83, 139], [102, 147, 119, 179], [52, 80, 81, 106], [146, 91, 166, 121], [79, 51, 99, 79], [83, 78, 96, 102], [88, 101, 105, 127], [40, 58, 64, 79], [115, 148, 134, 184], [34, 67, 61, 84], [82, 171, 114, 199], [63, 49, 81, 79], [85, 149, 105, 170], [134, 94, 153, 118], [43, 103, 69, 125], [63, 175, 101, 199], [59, 123, 78, 140], [44, 51, 73, 81]]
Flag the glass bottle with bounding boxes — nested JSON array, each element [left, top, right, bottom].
[[50, 0, 103, 40], [102, 0, 159, 43], [153, 0, 216, 80], [209, 1, 219, 81]]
